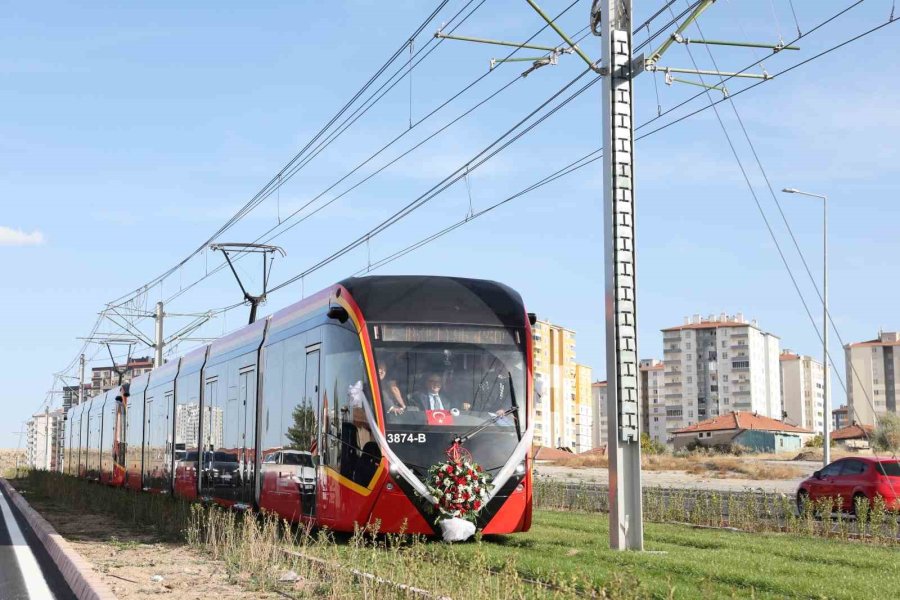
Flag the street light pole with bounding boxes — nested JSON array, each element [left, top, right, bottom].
[[782, 187, 830, 466]]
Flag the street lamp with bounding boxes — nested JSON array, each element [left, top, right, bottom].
[[782, 187, 830, 467]]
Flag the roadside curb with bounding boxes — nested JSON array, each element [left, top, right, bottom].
[[0, 477, 117, 600]]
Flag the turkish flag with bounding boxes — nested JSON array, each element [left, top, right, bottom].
[[426, 410, 455, 426]]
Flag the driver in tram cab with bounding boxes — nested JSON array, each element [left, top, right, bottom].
[[377, 363, 407, 415], [410, 373, 459, 412]]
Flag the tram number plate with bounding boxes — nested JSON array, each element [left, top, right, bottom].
[[387, 433, 427, 444]]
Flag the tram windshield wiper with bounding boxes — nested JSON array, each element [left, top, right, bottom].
[[456, 372, 520, 444]]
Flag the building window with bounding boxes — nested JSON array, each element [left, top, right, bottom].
[[687, 353, 692, 360], [687, 376, 693, 383]]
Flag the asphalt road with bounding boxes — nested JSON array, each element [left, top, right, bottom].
[[0, 483, 74, 600]]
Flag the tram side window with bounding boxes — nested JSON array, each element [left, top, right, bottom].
[[261, 341, 285, 461], [282, 336, 312, 453], [325, 327, 379, 487]]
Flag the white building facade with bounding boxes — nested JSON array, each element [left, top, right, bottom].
[[640, 359, 666, 445], [25, 409, 65, 471], [844, 331, 900, 426], [591, 381, 607, 449], [780, 351, 824, 433], [661, 313, 781, 441]]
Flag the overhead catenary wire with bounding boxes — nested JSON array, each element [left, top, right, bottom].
[[46, 1, 587, 402], [157, 4, 591, 308], [687, 1, 900, 470], [46, 0, 891, 412], [104, 0, 456, 310], [673, 4, 899, 493], [635, 0, 867, 139], [268, 68, 600, 295]]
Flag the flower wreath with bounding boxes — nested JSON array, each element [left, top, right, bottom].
[[426, 441, 491, 523]]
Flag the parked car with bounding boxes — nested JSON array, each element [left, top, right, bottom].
[[797, 456, 900, 513]]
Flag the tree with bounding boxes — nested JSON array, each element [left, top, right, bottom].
[[640, 432, 665, 455], [285, 402, 316, 451], [873, 413, 900, 453], [804, 434, 835, 449]]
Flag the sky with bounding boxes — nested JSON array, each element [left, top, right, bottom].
[[2, 0, 899, 448]]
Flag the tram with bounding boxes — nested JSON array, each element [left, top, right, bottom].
[[63, 276, 534, 535]]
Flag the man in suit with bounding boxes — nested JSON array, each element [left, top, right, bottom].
[[411, 373, 459, 412]]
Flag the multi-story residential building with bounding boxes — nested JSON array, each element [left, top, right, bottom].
[[62, 383, 92, 411], [844, 331, 900, 426], [832, 405, 850, 430], [779, 350, 824, 434], [591, 381, 607, 449], [531, 319, 585, 449], [661, 313, 781, 440], [574, 364, 593, 453], [175, 404, 224, 451], [25, 409, 65, 471], [91, 356, 153, 396], [640, 359, 666, 445]]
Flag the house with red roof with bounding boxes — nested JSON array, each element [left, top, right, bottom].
[[671, 410, 814, 453], [831, 423, 874, 449]]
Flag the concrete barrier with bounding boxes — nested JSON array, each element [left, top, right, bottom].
[[0, 478, 117, 600]]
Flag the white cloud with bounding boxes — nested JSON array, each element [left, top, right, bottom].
[[0, 226, 45, 246]]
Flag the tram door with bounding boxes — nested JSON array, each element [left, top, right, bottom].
[[237, 367, 257, 506], [301, 349, 320, 517]]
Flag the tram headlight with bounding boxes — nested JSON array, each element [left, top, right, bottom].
[[389, 463, 400, 477], [385, 482, 395, 491], [515, 461, 526, 475]]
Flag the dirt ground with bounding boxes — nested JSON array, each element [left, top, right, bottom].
[[0, 449, 26, 476], [11, 482, 283, 600], [535, 459, 818, 493]]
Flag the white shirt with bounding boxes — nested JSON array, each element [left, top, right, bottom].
[[429, 393, 443, 410]]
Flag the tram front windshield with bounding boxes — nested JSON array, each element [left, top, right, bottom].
[[371, 324, 527, 478]]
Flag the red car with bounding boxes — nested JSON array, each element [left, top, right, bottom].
[[797, 456, 900, 512]]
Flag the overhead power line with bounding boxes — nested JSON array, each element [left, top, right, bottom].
[[105, 0, 456, 309]]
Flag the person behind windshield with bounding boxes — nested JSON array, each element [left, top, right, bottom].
[[411, 373, 460, 412], [378, 363, 407, 415], [472, 354, 508, 413]]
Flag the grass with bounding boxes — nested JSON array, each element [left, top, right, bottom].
[[453, 511, 900, 599], [12, 471, 900, 599], [535, 478, 900, 543], [545, 452, 803, 480]]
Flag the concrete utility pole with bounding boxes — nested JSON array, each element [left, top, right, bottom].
[[600, 0, 643, 551], [782, 188, 830, 465], [79, 353, 86, 405], [154, 301, 165, 367]]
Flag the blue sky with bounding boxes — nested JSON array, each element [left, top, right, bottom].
[[2, 1, 898, 447]]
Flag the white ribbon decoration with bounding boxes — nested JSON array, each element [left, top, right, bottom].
[[486, 419, 533, 502], [360, 394, 437, 505], [355, 381, 533, 507]]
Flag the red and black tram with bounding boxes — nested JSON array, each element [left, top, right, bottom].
[[63, 276, 534, 535]]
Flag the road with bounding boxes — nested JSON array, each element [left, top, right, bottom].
[[0, 482, 75, 600]]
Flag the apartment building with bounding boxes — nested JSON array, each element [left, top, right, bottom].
[[91, 356, 153, 397], [779, 350, 824, 433], [661, 313, 781, 440], [531, 319, 593, 450], [844, 331, 900, 426], [574, 364, 593, 453], [640, 359, 666, 445], [25, 409, 65, 471], [832, 405, 850, 430], [591, 381, 607, 449]]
